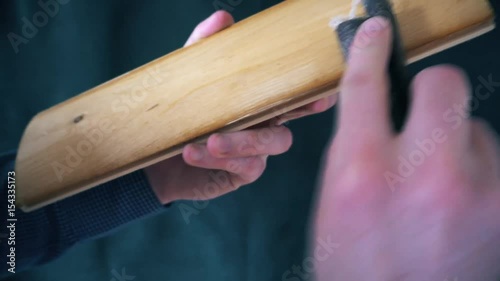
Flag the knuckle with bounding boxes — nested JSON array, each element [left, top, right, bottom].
[[244, 133, 262, 154], [342, 70, 374, 90], [207, 133, 225, 155], [250, 130, 264, 145], [226, 174, 242, 192], [334, 155, 389, 193], [421, 158, 474, 190], [331, 166, 389, 210], [330, 143, 394, 196], [416, 171, 473, 211], [342, 141, 386, 165], [342, 68, 388, 96]]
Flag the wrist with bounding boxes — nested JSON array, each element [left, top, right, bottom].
[[143, 166, 178, 205]]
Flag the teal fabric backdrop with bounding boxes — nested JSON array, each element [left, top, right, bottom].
[[1, 1, 499, 280]]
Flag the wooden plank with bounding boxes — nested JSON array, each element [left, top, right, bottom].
[[15, 0, 495, 211]]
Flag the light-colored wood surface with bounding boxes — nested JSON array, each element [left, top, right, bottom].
[[15, 0, 495, 211]]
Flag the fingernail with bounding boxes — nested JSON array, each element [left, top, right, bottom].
[[190, 146, 204, 161], [363, 16, 389, 36]]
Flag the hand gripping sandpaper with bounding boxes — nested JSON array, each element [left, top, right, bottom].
[[336, 0, 409, 132]]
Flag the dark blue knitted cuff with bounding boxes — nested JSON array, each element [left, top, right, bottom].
[[55, 169, 167, 243], [1, 148, 170, 273]]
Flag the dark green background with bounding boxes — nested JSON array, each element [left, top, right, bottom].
[[1, 1, 499, 280]]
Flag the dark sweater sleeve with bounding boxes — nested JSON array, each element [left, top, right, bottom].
[[0, 150, 169, 276]]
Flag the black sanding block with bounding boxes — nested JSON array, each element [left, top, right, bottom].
[[336, 0, 410, 132]]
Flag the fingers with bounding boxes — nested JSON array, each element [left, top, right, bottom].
[[277, 93, 337, 125], [171, 154, 267, 201], [183, 144, 268, 186], [184, 11, 234, 47], [182, 126, 291, 190], [206, 126, 293, 158], [337, 16, 393, 145], [405, 65, 471, 149], [183, 144, 265, 174]]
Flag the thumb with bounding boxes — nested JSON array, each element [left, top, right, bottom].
[[184, 11, 235, 47]]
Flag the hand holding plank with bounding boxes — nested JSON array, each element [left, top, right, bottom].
[[146, 11, 336, 204]]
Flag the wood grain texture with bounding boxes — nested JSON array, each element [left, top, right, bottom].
[[15, 0, 495, 211]]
